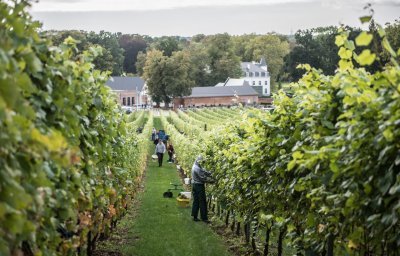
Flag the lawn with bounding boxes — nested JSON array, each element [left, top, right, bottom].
[[95, 117, 231, 256]]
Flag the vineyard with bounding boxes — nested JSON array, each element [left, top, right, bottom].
[[162, 32, 400, 255], [0, 1, 153, 254], [1, 1, 400, 256]]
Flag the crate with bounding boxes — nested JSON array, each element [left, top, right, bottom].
[[179, 191, 192, 200], [177, 197, 190, 208]]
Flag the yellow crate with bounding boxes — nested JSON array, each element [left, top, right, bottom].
[[177, 197, 190, 208]]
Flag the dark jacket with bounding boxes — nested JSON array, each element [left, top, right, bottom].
[[191, 158, 212, 184]]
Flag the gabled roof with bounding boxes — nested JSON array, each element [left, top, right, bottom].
[[187, 86, 258, 98], [215, 78, 250, 87], [224, 78, 250, 87], [241, 62, 266, 73], [106, 76, 145, 91]]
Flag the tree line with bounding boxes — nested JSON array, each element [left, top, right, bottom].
[[45, 20, 400, 105]]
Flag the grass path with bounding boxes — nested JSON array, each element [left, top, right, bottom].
[[95, 117, 231, 256]]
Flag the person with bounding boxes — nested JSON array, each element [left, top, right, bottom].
[[167, 143, 175, 163], [155, 139, 166, 167], [151, 127, 156, 141], [191, 155, 213, 223]]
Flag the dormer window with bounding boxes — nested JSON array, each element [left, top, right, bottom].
[[261, 72, 265, 77], [255, 72, 259, 77], [249, 72, 253, 77]]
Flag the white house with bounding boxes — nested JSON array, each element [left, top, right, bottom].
[[105, 76, 149, 107], [240, 57, 271, 96], [215, 58, 271, 96]]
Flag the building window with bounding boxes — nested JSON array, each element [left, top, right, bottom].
[[255, 72, 259, 77], [265, 88, 268, 93], [265, 81, 268, 85], [261, 72, 265, 77], [122, 97, 126, 106], [252, 81, 255, 85], [249, 72, 253, 77], [259, 81, 262, 85], [127, 97, 131, 106], [132, 97, 135, 105]]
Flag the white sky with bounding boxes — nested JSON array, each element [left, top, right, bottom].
[[31, 0, 400, 12], [30, 0, 400, 36]]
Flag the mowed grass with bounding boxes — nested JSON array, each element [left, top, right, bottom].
[[120, 117, 231, 256]]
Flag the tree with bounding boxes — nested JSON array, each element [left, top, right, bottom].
[[280, 27, 340, 82], [280, 26, 363, 82], [232, 34, 257, 61], [46, 30, 90, 50], [143, 50, 194, 106], [192, 34, 206, 43], [205, 33, 242, 86], [385, 19, 400, 50], [165, 51, 195, 99], [244, 34, 290, 84], [47, 30, 125, 75], [118, 34, 148, 74], [87, 31, 124, 75], [135, 51, 147, 76], [150, 36, 181, 57], [186, 43, 211, 86]]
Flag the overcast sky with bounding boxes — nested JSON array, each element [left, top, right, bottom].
[[30, 0, 400, 36]]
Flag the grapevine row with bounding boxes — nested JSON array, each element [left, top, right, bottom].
[[0, 2, 152, 254], [202, 28, 400, 255]]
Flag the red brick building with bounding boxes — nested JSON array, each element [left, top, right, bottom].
[[173, 86, 259, 108]]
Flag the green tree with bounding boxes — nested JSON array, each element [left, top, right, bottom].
[[244, 34, 290, 83], [143, 49, 194, 106], [385, 19, 400, 50], [280, 26, 362, 82], [232, 34, 257, 61], [186, 42, 211, 86], [192, 34, 206, 43], [151, 36, 181, 57], [118, 34, 148, 74], [87, 31, 124, 75], [46, 30, 90, 50], [47, 30, 125, 75], [136, 51, 147, 76], [165, 51, 195, 98], [205, 33, 242, 86]]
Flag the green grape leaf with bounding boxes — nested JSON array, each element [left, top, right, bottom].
[[355, 32, 373, 46], [338, 47, 352, 59], [0, 78, 20, 108], [383, 129, 393, 141], [344, 40, 355, 51], [359, 15, 372, 24], [355, 49, 376, 66], [382, 38, 397, 57], [335, 35, 345, 47], [287, 160, 296, 171]]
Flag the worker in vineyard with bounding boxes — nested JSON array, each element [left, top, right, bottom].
[[155, 139, 166, 167], [191, 155, 213, 223], [167, 143, 175, 163], [151, 127, 156, 141]]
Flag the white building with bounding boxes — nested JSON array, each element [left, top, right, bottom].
[[215, 58, 271, 96], [241, 57, 271, 96], [105, 76, 149, 107]]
